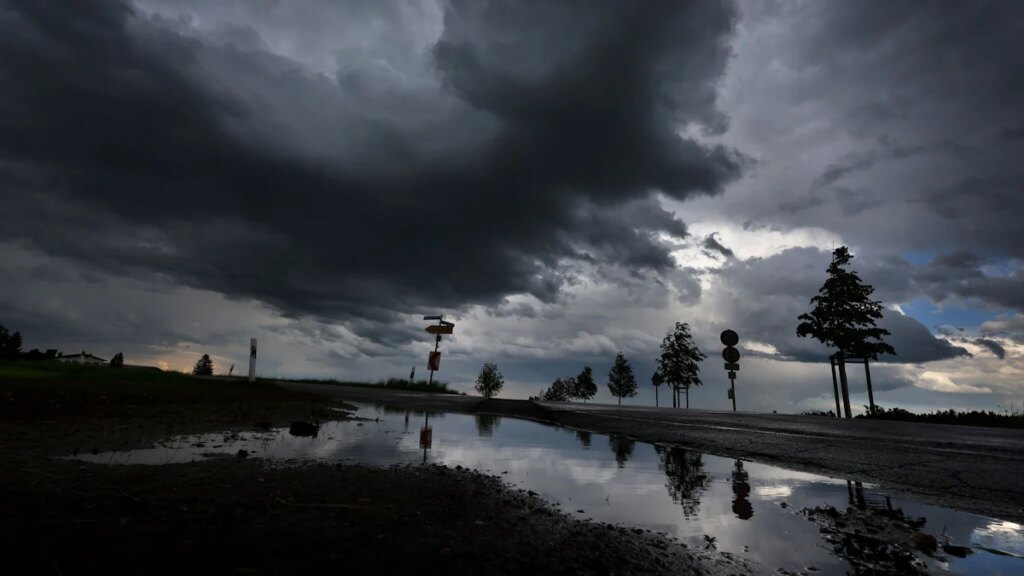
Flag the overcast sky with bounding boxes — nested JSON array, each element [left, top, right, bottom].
[[2, 0, 1022, 414]]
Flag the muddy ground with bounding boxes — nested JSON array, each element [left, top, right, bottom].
[[1, 375, 757, 575]]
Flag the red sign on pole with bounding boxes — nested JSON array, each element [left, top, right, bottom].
[[419, 427, 433, 449], [427, 351, 441, 371]]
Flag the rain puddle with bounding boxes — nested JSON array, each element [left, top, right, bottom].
[[74, 404, 1022, 575]]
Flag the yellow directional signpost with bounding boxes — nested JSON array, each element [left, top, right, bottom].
[[422, 315, 455, 385]]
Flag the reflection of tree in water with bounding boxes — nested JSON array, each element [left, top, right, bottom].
[[731, 460, 753, 520], [474, 413, 502, 437], [656, 446, 710, 517], [575, 430, 592, 448], [608, 435, 635, 468]]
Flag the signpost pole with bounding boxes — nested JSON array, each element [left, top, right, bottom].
[[428, 318, 442, 385], [248, 338, 257, 384], [730, 372, 736, 412]]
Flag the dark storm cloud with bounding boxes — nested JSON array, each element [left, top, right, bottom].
[[912, 253, 1024, 312], [0, 0, 743, 339], [720, 0, 1024, 259]]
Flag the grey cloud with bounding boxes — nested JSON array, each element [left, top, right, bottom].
[[713, 247, 967, 364], [980, 314, 1024, 342], [714, 0, 1024, 258], [701, 233, 734, 260], [973, 338, 1006, 360], [0, 0, 743, 341], [912, 253, 1024, 312]]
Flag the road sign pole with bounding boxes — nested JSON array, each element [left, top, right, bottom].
[[428, 317, 442, 385], [730, 372, 736, 411]]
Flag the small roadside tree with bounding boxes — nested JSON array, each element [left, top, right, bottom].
[[607, 352, 638, 405], [541, 377, 572, 401], [192, 354, 214, 376], [657, 322, 706, 409], [474, 362, 505, 398], [652, 371, 664, 407], [797, 246, 895, 418], [109, 352, 124, 368], [572, 366, 597, 402]]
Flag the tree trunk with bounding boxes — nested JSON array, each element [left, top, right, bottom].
[[864, 360, 875, 415], [829, 357, 841, 418], [655, 386, 659, 407], [837, 352, 852, 418], [685, 386, 690, 409], [617, 396, 621, 406]]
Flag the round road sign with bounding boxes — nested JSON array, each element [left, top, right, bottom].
[[720, 329, 739, 347], [722, 346, 740, 363]]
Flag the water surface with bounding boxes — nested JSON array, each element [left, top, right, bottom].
[[75, 404, 1023, 575]]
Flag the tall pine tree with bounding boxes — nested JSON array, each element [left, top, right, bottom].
[[607, 352, 638, 405], [797, 246, 895, 417]]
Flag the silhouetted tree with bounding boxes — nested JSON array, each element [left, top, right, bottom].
[[0, 325, 22, 357], [656, 446, 710, 518], [657, 322, 706, 409], [109, 352, 124, 368], [541, 377, 573, 401], [572, 366, 598, 402], [192, 354, 214, 376], [651, 371, 664, 407], [474, 362, 504, 398], [797, 246, 895, 417], [607, 352, 638, 405], [608, 434, 635, 468]]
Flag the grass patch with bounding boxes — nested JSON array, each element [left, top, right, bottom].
[[0, 359, 307, 419], [855, 404, 1024, 429]]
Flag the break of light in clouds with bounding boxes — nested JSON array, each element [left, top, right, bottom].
[[2, 0, 1022, 413]]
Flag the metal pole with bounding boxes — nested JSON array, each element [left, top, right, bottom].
[[837, 351, 852, 419], [730, 374, 736, 411], [829, 357, 841, 418], [864, 359, 875, 415], [427, 318, 442, 385], [248, 338, 257, 383]]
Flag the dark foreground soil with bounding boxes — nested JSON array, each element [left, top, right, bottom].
[[1, 372, 758, 575]]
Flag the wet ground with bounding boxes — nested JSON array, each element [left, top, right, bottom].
[[77, 402, 1023, 576], [279, 382, 1024, 523]]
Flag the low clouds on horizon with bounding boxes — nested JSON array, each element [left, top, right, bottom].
[[2, 0, 1022, 412]]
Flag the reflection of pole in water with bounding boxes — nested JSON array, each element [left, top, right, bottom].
[[731, 459, 753, 520], [420, 412, 432, 464], [846, 480, 867, 509]]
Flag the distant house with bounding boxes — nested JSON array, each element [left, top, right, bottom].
[[56, 351, 107, 366]]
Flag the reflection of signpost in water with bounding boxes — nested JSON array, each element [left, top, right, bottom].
[[419, 412, 432, 464], [422, 315, 455, 386], [721, 330, 740, 411]]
